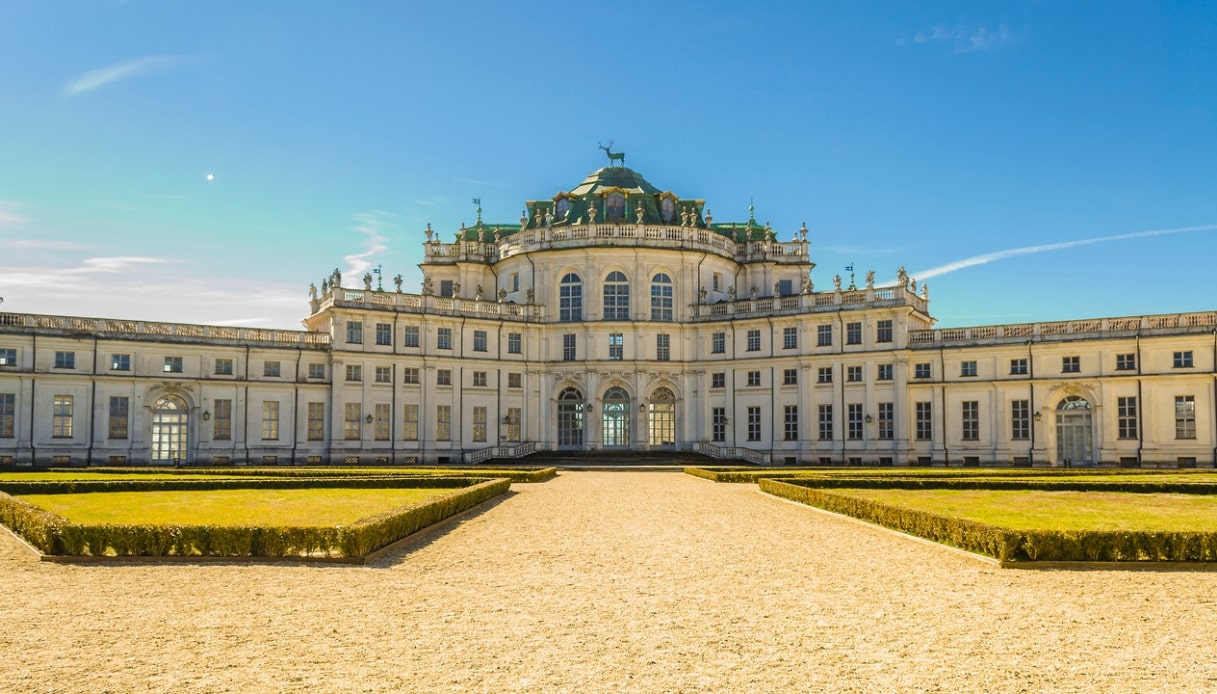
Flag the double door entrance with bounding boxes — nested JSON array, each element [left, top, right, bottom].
[[556, 386, 677, 450]]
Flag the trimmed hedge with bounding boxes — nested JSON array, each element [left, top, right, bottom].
[[41, 466, 557, 483], [0, 475, 503, 496], [0, 477, 509, 559], [761, 478, 1217, 563], [763, 476, 1217, 495]]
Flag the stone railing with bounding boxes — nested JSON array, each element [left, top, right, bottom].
[[423, 222, 809, 265], [315, 289, 546, 322], [691, 286, 928, 321], [465, 441, 536, 464], [909, 311, 1217, 347], [694, 441, 770, 465], [0, 312, 331, 348]]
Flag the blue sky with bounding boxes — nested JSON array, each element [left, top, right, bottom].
[[1, 1, 1214, 329]]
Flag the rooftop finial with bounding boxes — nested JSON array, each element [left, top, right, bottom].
[[748, 197, 756, 224], [473, 198, 482, 226], [598, 140, 625, 167]]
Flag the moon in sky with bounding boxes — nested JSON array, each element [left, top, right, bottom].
[[205, 173, 215, 182]]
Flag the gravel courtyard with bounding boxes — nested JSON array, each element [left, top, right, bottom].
[[3, 471, 1216, 693]]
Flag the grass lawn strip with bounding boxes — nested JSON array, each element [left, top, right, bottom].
[[17, 488, 452, 527], [830, 488, 1217, 532]]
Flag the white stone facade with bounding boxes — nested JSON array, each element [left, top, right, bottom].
[[1, 166, 1214, 467]]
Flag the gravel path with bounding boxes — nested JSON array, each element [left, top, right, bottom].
[[3, 471, 1217, 693]]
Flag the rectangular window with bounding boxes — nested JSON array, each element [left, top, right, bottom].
[[213, 399, 232, 440], [1062, 356, 1080, 373], [783, 368, 798, 385], [344, 403, 361, 440], [1176, 396, 1196, 439], [747, 406, 761, 441], [712, 272, 722, 291], [847, 403, 863, 440], [784, 405, 798, 441], [508, 372, 522, 388], [472, 371, 488, 387], [711, 332, 725, 354], [374, 403, 390, 441], [1011, 399, 1030, 440], [915, 401, 932, 441], [656, 334, 670, 361], [1117, 396, 1138, 440], [215, 358, 234, 376], [961, 401, 979, 441], [511, 272, 520, 291], [778, 279, 793, 296], [877, 402, 894, 440], [818, 405, 833, 441], [746, 329, 761, 352], [375, 323, 392, 346], [472, 406, 487, 442], [711, 372, 726, 389], [563, 334, 576, 361], [609, 333, 623, 360], [1115, 353, 1136, 371], [505, 407, 522, 442], [473, 330, 487, 352], [961, 361, 977, 377], [1174, 351, 1194, 368], [437, 328, 452, 350], [440, 280, 454, 298], [846, 366, 862, 383], [345, 364, 362, 382], [308, 363, 325, 379], [783, 327, 797, 350], [404, 325, 420, 348], [0, 348, 15, 367], [52, 395, 73, 438], [436, 405, 451, 441], [507, 332, 522, 354], [346, 321, 363, 344], [307, 402, 325, 441], [261, 401, 280, 441], [374, 366, 392, 383], [1010, 358, 1028, 375], [403, 367, 420, 384], [914, 363, 931, 379], [437, 369, 452, 386], [54, 351, 75, 369], [817, 367, 832, 384], [109, 353, 129, 371], [0, 393, 14, 438], [876, 319, 893, 343], [747, 371, 761, 387], [163, 356, 183, 373], [877, 364, 893, 381], [108, 396, 129, 439], [402, 404, 419, 441], [264, 360, 281, 378], [817, 325, 832, 347], [712, 407, 727, 442], [846, 322, 862, 345]]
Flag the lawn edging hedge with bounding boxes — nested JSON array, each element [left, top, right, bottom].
[[40, 466, 558, 483], [0, 477, 510, 560], [760, 478, 1217, 564]]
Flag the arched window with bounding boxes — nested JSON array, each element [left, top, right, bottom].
[[557, 387, 585, 447], [650, 272, 674, 321], [559, 273, 583, 321], [602, 386, 631, 447], [555, 197, 569, 221], [606, 193, 626, 220], [603, 271, 630, 320], [648, 387, 677, 447], [151, 394, 188, 463], [660, 197, 676, 223]]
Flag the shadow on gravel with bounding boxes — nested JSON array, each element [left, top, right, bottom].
[[366, 490, 520, 569]]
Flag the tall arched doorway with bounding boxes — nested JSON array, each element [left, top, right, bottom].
[[151, 394, 189, 464], [1055, 396, 1093, 466], [557, 387, 585, 448], [601, 386, 631, 448], [648, 387, 676, 447]]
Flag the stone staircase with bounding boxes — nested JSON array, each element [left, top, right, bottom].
[[492, 450, 733, 469]]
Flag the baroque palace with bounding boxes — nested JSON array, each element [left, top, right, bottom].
[[1, 161, 1215, 468]]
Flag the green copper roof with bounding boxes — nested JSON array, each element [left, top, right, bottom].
[[568, 166, 662, 196]]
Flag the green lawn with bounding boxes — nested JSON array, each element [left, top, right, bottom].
[[18, 487, 452, 526], [833, 488, 1217, 532]]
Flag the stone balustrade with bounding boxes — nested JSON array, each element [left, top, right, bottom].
[[423, 222, 809, 265], [0, 312, 331, 347], [316, 289, 547, 322], [690, 286, 928, 321], [908, 311, 1217, 347]]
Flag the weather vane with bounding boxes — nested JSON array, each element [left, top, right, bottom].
[[473, 198, 482, 224], [373, 264, 383, 291], [845, 263, 856, 291]]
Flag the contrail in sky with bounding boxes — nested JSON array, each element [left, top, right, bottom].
[[907, 224, 1217, 282]]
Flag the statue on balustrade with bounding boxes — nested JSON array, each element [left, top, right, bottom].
[[363, 273, 373, 290], [394, 274, 403, 292], [802, 277, 812, 294], [866, 270, 875, 289], [833, 274, 842, 292], [308, 283, 317, 301]]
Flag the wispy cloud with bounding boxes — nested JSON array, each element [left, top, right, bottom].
[[0, 201, 24, 227], [343, 211, 393, 277], [904, 23, 1012, 53], [63, 54, 194, 96], [905, 224, 1217, 283], [0, 239, 91, 251]]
